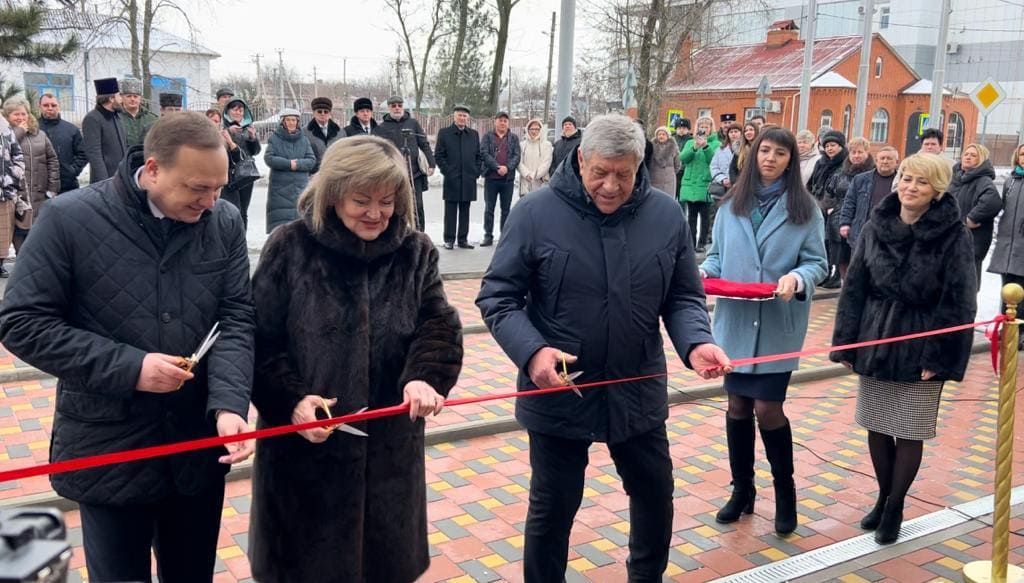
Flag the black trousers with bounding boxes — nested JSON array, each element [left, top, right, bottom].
[[483, 180, 514, 239], [221, 182, 253, 230], [413, 179, 426, 232], [524, 427, 674, 583], [79, 480, 226, 583], [686, 201, 710, 248], [444, 201, 471, 244]]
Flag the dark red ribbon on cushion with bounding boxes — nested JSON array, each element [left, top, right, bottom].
[[702, 278, 777, 300]]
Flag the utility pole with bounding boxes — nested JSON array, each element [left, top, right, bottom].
[[928, 0, 952, 130], [854, 0, 875, 139], [555, 0, 576, 128], [797, 0, 817, 131], [312, 65, 318, 99], [276, 48, 286, 111], [543, 11, 556, 128], [507, 66, 513, 115], [252, 53, 264, 105], [343, 57, 348, 106]]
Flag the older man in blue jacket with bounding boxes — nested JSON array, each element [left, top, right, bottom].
[[477, 114, 731, 583]]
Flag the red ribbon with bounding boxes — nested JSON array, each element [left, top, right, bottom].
[[0, 316, 1004, 484], [985, 315, 1011, 374]]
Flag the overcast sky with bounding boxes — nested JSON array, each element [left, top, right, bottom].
[[163, 0, 588, 85]]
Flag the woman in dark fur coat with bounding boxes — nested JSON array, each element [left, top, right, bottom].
[[247, 135, 464, 582], [830, 153, 976, 546]]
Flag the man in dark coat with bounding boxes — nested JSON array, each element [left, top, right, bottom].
[[0, 113, 255, 582], [343, 97, 378, 137], [373, 96, 435, 231], [476, 114, 731, 583], [82, 77, 127, 182], [434, 104, 481, 249], [479, 111, 520, 246], [550, 115, 581, 175], [305, 96, 342, 171], [38, 93, 87, 193]]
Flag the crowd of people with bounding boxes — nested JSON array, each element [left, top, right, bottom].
[[0, 72, 1020, 580]]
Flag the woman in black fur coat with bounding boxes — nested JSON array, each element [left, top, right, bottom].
[[830, 153, 976, 546], [247, 136, 464, 582]]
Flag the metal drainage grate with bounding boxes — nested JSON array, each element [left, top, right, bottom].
[[711, 485, 1024, 583]]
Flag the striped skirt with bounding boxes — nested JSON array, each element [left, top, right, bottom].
[[855, 376, 944, 440]]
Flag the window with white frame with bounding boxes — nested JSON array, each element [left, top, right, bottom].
[[879, 6, 891, 29], [874, 57, 883, 78], [820, 109, 833, 129], [698, 108, 712, 119], [843, 105, 852, 136], [870, 108, 889, 143]]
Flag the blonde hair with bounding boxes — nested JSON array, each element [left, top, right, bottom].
[[1, 96, 36, 132], [695, 116, 715, 133], [1014, 143, 1024, 167], [963, 143, 990, 165], [847, 137, 871, 152], [898, 153, 952, 197], [795, 130, 816, 144], [298, 135, 413, 234]]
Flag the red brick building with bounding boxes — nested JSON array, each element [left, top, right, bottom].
[[661, 21, 978, 158]]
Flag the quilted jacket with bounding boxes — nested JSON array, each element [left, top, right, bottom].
[[0, 146, 255, 505]]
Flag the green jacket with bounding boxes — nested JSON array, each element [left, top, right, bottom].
[[122, 108, 158, 148], [677, 133, 719, 202]]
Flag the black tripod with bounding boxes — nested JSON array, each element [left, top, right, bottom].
[[399, 128, 425, 231]]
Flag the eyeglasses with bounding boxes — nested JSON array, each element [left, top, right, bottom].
[[314, 109, 330, 114]]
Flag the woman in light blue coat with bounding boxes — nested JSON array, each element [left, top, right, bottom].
[[700, 127, 827, 536]]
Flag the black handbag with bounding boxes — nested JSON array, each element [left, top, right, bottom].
[[708, 181, 728, 200], [227, 149, 261, 191]]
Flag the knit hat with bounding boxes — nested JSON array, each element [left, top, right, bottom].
[[215, 87, 235, 99], [311, 96, 333, 111], [821, 130, 846, 149], [120, 78, 143, 96], [159, 93, 182, 108], [278, 108, 301, 119], [353, 97, 373, 112], [93, 78, 119, 95], [561, 116, 577, 128]]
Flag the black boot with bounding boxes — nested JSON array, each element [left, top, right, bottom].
[[874, 498, 904, 544], [760, 421, 797, 535], [715, 417, 756, 524], [860, 495, 887, 530]]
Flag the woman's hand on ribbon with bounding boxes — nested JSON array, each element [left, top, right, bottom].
[[215, 411, 254, 464], [776, 274, 799, 302], [293, 395, 337, 444], [689, 343, 733, 379], [403, 381, 446, 420]]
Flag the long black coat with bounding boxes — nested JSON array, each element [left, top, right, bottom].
[[830, 192, 976, 382], [0, 147, 255, 505], [949, 159, 1002, 262], [823, 156, 874, 242], [477, 152, 714, 444], [373, 112, 435, 178], [248, 212, 463, 583], [38, 116, 87, 193], [434, 124, 481, 202], [81, 105, 126, 182]]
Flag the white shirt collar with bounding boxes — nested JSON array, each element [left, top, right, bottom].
[[134, 167, 166, 219]]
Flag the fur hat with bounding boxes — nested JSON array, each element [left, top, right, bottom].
[[159, 93, 183, 108], [120, 78, 143, 96], [674, 117, 691, 130], [821, 130, 847, 149], [311, 97, 333, 111], [93, 78, 119, 95], [353, 97, 373, 112]]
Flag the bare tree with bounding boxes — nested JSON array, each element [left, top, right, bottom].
[[443, 0, 469, 113], [383, 0, 451, 111], [487, 0, 519, 112]]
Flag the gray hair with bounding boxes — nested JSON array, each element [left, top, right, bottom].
[[796, 129, 816, 144], [579, 114, 646, 165]]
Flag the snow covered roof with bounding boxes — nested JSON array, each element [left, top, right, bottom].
[[41, 9, 219, 58]]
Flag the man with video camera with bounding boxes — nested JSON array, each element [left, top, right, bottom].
[[373, 96, 435, 231]]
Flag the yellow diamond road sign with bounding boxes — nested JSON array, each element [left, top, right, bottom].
[[969, 77, 1007, 115]]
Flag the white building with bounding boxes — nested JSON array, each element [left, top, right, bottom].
[[0, 9, 218, 124], [712, 0, 1024, 160]]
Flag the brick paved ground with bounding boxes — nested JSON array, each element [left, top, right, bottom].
[[46, 350, 1023, 582]]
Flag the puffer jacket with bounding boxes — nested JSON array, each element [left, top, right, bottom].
[[989, 170, 1024, 277], [13, 119, 59, 209], [949, 159, 1002, 262], [264, 124, 316, 233], [0, 116, 24, 202], [678, 133, 720, 202]]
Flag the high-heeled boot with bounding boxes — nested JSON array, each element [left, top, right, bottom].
[[860, 495, 888, 530], [874, 497, 904, 544], [715, 417, 756, 524], [760, 421, 797, 535]]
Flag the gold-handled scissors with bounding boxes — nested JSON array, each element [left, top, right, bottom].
[[316, 398, 369, 437], [559, 353, 583, 398], [175, 322, 220, 389]]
